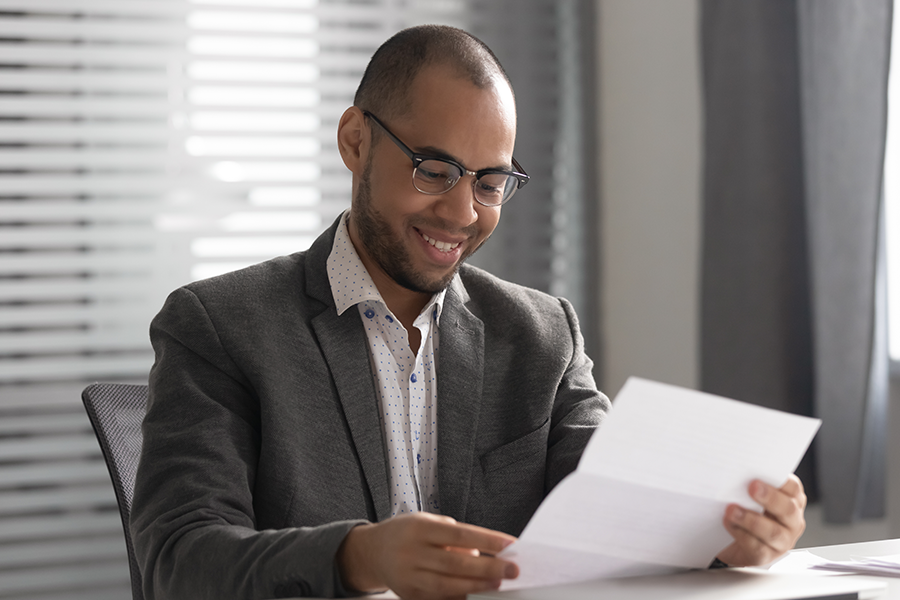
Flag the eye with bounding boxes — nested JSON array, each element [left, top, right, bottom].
[[476, 174, 509, 198], [414, 159, 460, 191], [417, 166, 446, 182], [476, 181, 503, 195]]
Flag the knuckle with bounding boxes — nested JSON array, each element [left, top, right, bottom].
[[444, 550, 467, 571], [432, 576, 457, 597]]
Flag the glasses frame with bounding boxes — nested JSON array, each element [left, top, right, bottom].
[[362, 110, 529, 207]]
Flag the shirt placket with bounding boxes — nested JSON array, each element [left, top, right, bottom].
[[410, 307, 437, 511]]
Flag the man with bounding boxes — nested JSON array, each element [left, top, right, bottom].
[[131, 25, 807, 600]]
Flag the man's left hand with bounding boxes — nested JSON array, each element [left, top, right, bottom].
[[715, 474, 807, 567]]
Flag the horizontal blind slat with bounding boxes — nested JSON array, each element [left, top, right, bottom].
[[0, 512, 122, 542], [0, 562, 129, 595], [0, 17, 189, 42], [0, 98, 350, 118], [0, 0, 186, 16], [0, 537, 126, 570], [0, 304, 161, 326], [0, 227, 158, 247], [0, 414, 92, 435], [0, 461, 110, 488], [0, 355, 153, 379], [0, 253, 156, 274], [0, 434, 101, 461]]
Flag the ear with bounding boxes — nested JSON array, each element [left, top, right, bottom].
[[337, 106, 369, 176]]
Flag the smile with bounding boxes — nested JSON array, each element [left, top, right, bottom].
[[420, 232, 461, 253]]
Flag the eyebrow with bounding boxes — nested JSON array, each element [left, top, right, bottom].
[[416, 145, 513, 173]]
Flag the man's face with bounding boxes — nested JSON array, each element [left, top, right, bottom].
[[349, 64, 517, 295]]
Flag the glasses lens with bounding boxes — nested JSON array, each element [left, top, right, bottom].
[[414, 159, 462, 194], [475, 172, 518, 206]]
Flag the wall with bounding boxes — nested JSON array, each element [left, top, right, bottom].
[[595, 0, 899, 546], [597, 0, 702, 398]]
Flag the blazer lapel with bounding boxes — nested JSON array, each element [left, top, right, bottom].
[[312, 309, 392, 522], [437, 276, 484, 523], [307, 220, 392, 522]]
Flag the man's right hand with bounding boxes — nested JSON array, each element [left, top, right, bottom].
[[336, 512, 519, 600]]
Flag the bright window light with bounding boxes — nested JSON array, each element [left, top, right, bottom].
[[186, 136, 320, 156], [189, 36, 319, 58], [191, 236, 315, 257], [154, 213, 215, 232], [210, 161, 320, 182], [189, 86, 319, 107], [218, 211, 321, 232], [188, 11, 318, 34], [190, 111, 319, 131], [248, 187, 321, 206], [190, 0, 318, 7], [188, 61, 319, 83]]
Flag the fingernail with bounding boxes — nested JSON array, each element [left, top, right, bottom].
[[505, 564, 519, 579], [754, 482, 768, 501], [731, 506, 744, 522]]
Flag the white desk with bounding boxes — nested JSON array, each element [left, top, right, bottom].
[[468, 539, 900, 600]]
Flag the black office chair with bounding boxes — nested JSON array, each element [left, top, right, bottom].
[[82, 383, 148, 600]]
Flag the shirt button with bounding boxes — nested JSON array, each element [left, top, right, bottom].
[[410, 373, 417, 383], [364, 309, 375, 319]]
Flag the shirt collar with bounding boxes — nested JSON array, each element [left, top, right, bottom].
[[326, 210, 446, 324]]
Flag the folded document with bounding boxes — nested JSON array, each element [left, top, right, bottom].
[[770, 550, 900, 577], [500, 377, 822, 590]]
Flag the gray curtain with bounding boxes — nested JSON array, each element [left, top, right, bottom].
[[469, 0, 601, 369], [701, 0, 891, 522]]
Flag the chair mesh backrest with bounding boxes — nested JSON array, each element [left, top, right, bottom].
[[82, 383, 148, 600]]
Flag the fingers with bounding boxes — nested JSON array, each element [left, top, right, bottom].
[[725, 504, 795, 556], [417, 543, 517, 582], [716, 476, 808, 567], [779, 474, 808, 510], [395, 567, 504, 600], [410, 516, 518, 584], [720, 516, 783, 565], [422, 515, 517, 557], [750, 478, 806, 537], [340, 513, 519, 600]]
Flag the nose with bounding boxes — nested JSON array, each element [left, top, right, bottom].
[[432, 174, 479, 228]]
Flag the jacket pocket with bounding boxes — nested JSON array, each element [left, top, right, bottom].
[[480, 417, 550, 475]]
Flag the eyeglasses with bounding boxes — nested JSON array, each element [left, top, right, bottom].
[[363, 110, 529, 207]]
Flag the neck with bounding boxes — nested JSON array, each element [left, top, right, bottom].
[[346, 220, 432, 329]]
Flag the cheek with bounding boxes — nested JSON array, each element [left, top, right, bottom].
[[477, 206, 501, 236], [368, 163, 421, 211]]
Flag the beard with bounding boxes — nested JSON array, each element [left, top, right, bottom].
[[351, 162, 486, 295]]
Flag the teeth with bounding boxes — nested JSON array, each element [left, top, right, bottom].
[[422, 232, 460, 253]]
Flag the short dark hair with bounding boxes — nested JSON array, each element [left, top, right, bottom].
[[354, 25, 513, 122]]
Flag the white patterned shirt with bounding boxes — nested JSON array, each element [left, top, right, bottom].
[[326, 212, 444, 516]]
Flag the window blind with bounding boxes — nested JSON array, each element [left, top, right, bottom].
[[0, 1, 594, 598]]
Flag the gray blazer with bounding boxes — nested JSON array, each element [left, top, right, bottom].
[[131, 218, 609, 599]]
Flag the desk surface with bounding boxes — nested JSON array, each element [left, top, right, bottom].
[[468, 538, 900, 600], [801, 538, 900, 599]]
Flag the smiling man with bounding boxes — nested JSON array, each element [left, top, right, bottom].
[[131, 25, 808, 600]]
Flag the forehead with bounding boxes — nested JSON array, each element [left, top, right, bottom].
[[391, 63, 517, 169]]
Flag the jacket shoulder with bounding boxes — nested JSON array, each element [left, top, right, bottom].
[[457, 264, 569, 315]]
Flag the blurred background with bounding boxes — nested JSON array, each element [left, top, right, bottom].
[[0, 0, 898, 598]]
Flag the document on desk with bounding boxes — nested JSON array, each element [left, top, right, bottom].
[[500, 377, 822, 590]]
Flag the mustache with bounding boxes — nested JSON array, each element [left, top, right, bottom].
[[408, 216, 479, 239]]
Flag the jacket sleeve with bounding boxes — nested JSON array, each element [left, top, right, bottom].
[[544, 297, 611, 492], [130, 287, 366, 600]]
